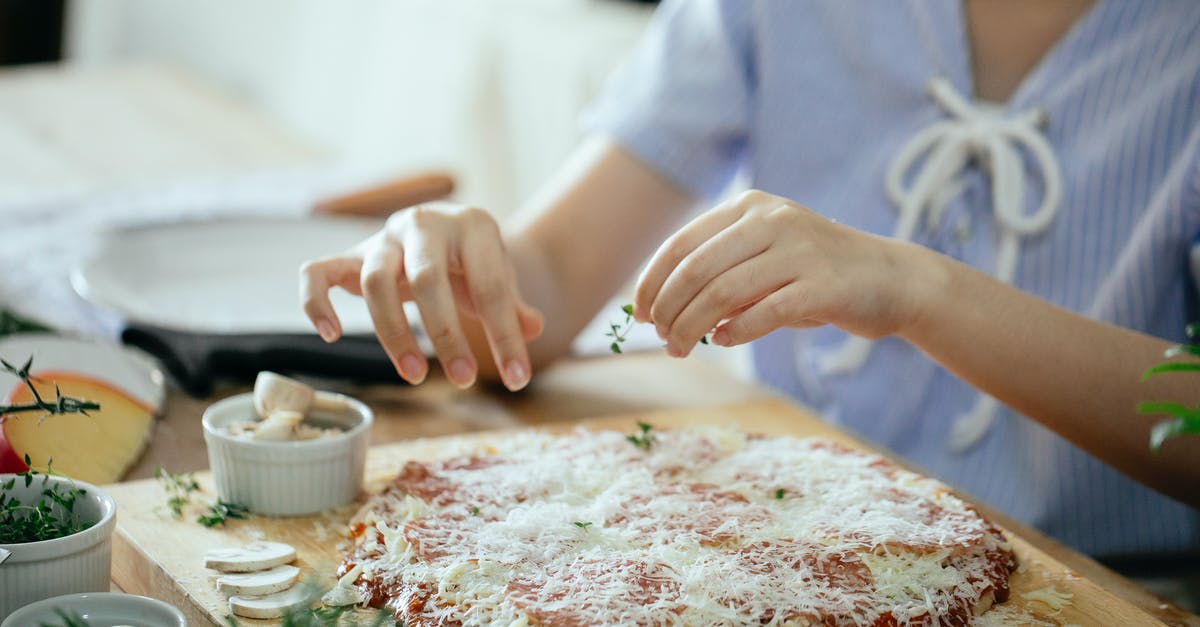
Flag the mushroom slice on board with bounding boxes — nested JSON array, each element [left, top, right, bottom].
[[229, 585, 310, 619], [204, 541, 296, 573], [217, 563, 301, 596]]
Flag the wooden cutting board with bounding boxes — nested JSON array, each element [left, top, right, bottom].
[[106, 398, 1168, 626]]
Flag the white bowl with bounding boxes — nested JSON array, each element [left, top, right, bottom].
[[1, 592, 186, 627], [202, 392, 372, 516], [0, 475, 116, 620]]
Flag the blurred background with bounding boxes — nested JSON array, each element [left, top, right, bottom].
[[0, 0, 704, 358]]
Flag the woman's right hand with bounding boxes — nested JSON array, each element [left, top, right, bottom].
[[299, 202, 545, 391]]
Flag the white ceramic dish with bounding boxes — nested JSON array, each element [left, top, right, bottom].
[[0, 334, 165, 413], [1, 592, 186, 627], [0, 475, 117, 620], [202, 392, 372, 516], [71, 216, 381, 335]]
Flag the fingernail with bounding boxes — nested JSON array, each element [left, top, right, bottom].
[[504, 360, 529, 391], [665, 344, 683, 358], [316, 319, 337, 343], [712, 328, 731, 346], [400, 353, 427, 384], [448, 358, 476, 389], [633, 305, 649, 323]]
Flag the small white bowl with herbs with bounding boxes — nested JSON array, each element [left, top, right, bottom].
[[0, 463, 117, 620], [0, 358, 119, 620], [202, 372, 372, 516]]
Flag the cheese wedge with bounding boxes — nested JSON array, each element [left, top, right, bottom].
[[1, 371, 155, 484]]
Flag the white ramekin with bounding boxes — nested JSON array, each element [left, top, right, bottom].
[[0, 475, 117, 620], [1, 592, 186, 627], [202, 392, 372, 516]]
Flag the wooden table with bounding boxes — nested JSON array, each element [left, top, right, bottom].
[[116, 352, 1199, 626]]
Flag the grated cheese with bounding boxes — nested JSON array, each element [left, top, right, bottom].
[[334, 427, 1017, 625]]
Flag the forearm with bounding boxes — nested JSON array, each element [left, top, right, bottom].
[[468, 136, 696, 378], [898, 242, 1200, 505]]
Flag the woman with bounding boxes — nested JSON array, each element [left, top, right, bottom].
[[300, 0, 1200, 560]]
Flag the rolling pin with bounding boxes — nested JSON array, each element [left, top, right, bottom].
[[314, 171, 455, 217]]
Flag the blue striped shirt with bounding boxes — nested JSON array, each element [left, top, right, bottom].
[[587, 0, 1200, 557]]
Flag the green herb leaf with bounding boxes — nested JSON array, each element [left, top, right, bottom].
[[573, 521, 593, 530], [774, 488, 785, 500], [1141, 361, 1200, 380], [621, 304, 634, 317], [626, 421, 655, 450], [1150, 416, 1197, 453], [197, 499, 249, 528]]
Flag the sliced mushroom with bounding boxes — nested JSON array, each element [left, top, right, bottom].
[[229, 585, 311, 619], [204, 541, 296, 573], [216, 563, 301, 596], [251, 410, 306, 441], [253, 371, 315, 418]]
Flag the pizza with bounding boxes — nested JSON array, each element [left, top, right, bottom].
[[327, 425, 1017, 626]]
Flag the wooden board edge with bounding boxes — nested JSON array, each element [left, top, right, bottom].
[[113, 523, 221, 626]]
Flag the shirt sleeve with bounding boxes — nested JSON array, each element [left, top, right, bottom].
[[583, 0, 754, 201]]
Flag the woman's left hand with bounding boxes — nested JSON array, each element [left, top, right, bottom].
[[634, 190, 938, 357]]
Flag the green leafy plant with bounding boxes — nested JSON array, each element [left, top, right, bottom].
[[606, 305, 637, 354], [0, 310, 49, 338], [626, 421, 656, 451], [0, 357, 100, 425], [155, 465, 248, 527], [155, 466, 200, 518], [606, 304, 709, 354], [197, 499, 250, 528], [1138, 323, 1200, 452], [0, 456, 89, 544]]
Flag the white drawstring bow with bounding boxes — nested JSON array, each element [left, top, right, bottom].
[[820, 77, 1063, 453]]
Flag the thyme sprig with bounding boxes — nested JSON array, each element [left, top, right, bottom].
[[626, 421, 656, 451], [605, 305, 637, 354], [0, 357, 100, 425], [155, 466, 200, 518], [156, 466, 247, 527], [1139, 323, 1200, 452], [0, 456, 90, 544], [606, 304, 709, 354], [198, 499, 250, 528]]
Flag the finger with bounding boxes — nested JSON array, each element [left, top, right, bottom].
[[633, 200, 745, 324], [360, 242, 428, 384], [460, 224, 532, 391], [518, 301, 545, 341], [665, 252, 790, 356], [651, 214, 772, 341], [710, 284, 823, 346], [404, 235, 477, 388], [300, 255, 364, 342]]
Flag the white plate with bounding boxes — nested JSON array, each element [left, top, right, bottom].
[[0, 334, 166, 412], [71, 216, 381, 335], [1, 592, 186, 627]]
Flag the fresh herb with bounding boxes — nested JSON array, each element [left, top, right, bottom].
[[626, 421, 656, 450], [470, 505, 480, 516], [774, 488, 786, 500], [197, 499, 250, 528], [1139, 323, 1200, 452], [573, 521, 593, 530], [0, 456, 90, 544], [606, 304, 637, 354], [0, 357, 101, 425], [606, 303, 713, 354], [155, 466, 200, 518], [0, 310, 49, 337]]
